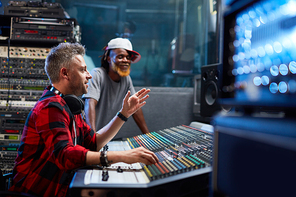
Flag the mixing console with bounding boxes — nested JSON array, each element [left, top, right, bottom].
[[70, 122, 213, 197]]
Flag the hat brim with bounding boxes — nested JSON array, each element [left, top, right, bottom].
[[128, 50, 141, 63]]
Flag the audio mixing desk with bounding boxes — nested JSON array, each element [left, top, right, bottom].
[[70, 122, 213, 197]]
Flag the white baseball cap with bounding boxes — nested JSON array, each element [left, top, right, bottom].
[[106, 38, 141, 63]]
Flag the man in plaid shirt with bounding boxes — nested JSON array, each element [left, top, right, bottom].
[[9, 42, 158, 197]]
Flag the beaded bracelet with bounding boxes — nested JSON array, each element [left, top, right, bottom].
[[100, 150, 110, 167]]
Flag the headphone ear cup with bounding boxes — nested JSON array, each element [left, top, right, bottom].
[[63, 95, 84, 115]]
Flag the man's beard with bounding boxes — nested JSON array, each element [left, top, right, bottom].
[[69, 82, 86, 96], [111, 60, 130, 77]]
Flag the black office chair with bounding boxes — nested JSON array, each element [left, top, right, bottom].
[[0, 169, 37, 197]]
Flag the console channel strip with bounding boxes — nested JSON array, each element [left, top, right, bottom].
[[70, 122, 213, 197], [0, 111, 28, 137], [0, 111, 25, 174], [0, 144, 18, 174], [10, 16, 80, 44], [0, 46, 50, 112], [4, 1, 67, 18], [0, 46, 50, 80]]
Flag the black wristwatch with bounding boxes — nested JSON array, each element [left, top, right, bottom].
[[117, 112, 128, 122]]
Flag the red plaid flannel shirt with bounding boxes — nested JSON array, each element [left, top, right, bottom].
[[9, 87, 97, 197]]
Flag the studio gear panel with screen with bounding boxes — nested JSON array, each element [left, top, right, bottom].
[[220, 0, 296, 112], [212, 1, 296, 196], [0, 1, 81, 176]]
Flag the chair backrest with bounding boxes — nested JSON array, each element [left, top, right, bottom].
[[0, 169, 38, 197], [0, 169, 12, 191], [0, 169, 5, 191]]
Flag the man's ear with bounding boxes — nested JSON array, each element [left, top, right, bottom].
[[107, 56, 111, 63], [61, 67, 69, 79]]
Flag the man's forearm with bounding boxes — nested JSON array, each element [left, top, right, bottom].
[[86, 150, 123, 166], [95, 113, 126, 150]]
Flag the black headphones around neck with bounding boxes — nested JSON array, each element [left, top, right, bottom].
[[50, 86, 84, 115]]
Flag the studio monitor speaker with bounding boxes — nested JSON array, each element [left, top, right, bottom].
[[200, 64, 222, 117]]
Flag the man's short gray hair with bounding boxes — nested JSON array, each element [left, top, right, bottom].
[[45, 42, 85, 83]]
